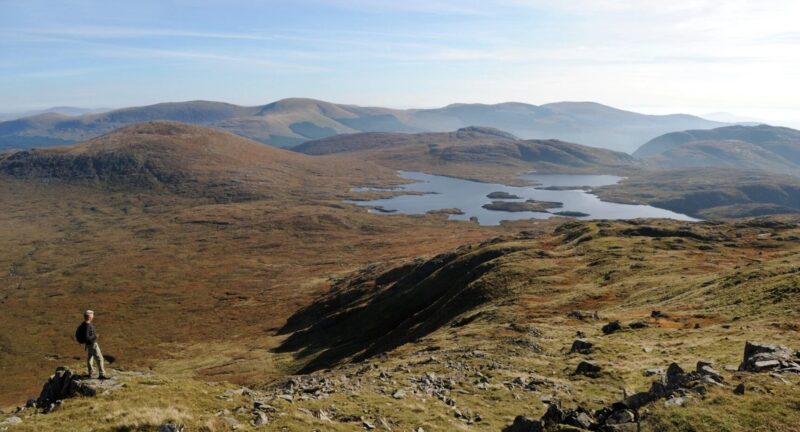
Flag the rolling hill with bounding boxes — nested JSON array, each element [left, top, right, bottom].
[[633, 125, 800, 174], [0, 98, 725, 153], [0, 120, 385, 202], [293, 126, 639, 182], [596, 168, 800, 219]]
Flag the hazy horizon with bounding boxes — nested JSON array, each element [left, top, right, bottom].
[[2, 1, 800, 127]]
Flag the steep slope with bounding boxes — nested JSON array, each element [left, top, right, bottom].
[[0, 98, 725, 152], [294, 126, 638, 181], [0, 120, 375, 202], [267, 218, 800, 431], [634, 125, 800, 174]]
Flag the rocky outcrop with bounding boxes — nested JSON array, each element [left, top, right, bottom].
[[574, 361, 603, 377], [33, 366, 121, 413], [569, 339, 593, 354], [738, 341, 800, 373], [504, 350, 754, 432], [601, 321, 622, 335]]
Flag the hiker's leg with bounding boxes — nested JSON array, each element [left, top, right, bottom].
[[94, 343, 107, 376], [87, 345, 96, 377]]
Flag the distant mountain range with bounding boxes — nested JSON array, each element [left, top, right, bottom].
[[0, 98, 726, 153], [0, 106, 109, 122], [634, 124, 800, 175]]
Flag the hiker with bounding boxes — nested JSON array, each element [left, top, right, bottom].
[[75, 310, 108, 379]]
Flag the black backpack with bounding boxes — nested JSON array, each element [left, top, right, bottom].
[[75, 323, 87, 344]]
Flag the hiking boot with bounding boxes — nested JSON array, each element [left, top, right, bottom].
[[98, 374, 110, 380]]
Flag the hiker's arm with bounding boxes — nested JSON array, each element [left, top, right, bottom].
[[86, 323, 97, 343]]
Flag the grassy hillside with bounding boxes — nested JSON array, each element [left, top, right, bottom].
[[0, 123, 500, 406], [266, 218, 800, 431], [0, 121, 375, 202], [10, 218, 800, 431], [596, 168, 800, 219]]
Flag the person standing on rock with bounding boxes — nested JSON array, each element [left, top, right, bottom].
[[75, 310, 108, 379]]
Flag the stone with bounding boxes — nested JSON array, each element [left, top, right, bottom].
[[734, 383, 745, 395], [0, 416, 22, 427], [36, 367, 76, 406], [602, 321, 622, 335], [252, 412, 269, 426], [739, 341, 797, 372], [541, 402, 566, 425], [565, 411, 595, 429], [665, 396, 688, 407], [392, 389, 406, 399], [575, 361, 602, 377], [629, 320, 648, 329], [158, 424, 184, 432], [605, 409, 635, 425], [568, 310, 599, 321], [624, 392, 654, 410], [502, 416, 543, 432], [643, 368, 664, 377], [569, 339, 594, 354], [363, 420, 376, 430], [696, 361, 724, 383], [666, 363, 686, 387]]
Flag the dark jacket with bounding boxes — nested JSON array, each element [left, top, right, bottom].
[[77, 322, 98, 345]]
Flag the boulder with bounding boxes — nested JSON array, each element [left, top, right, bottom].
[[602, 321, 622, 335], [605, 409, 635, 425], [502, 416, 543, 432], [575, 361, 602, 377], [624, 391, 655, 410], [665, 363, 687, 387], [252, 411, 269, 426], [629, 320, 648, 329], [564, 410, 595, 429], [0, 416, 23, 427], [541, 402, 566, 425], [734, 383, 745, 395], [696, 361, 724, 383], [569, 339, 594, 354], [158, 424, 185, 432], [36, 367, 79, 407], [739, 341, 799, 372]]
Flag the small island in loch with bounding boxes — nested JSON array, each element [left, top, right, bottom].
[[482, 199, 563, 212]]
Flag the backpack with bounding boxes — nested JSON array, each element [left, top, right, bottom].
[[75, 323, 87, 344]]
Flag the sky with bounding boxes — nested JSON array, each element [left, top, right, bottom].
[[1, 0, 799, 126]]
